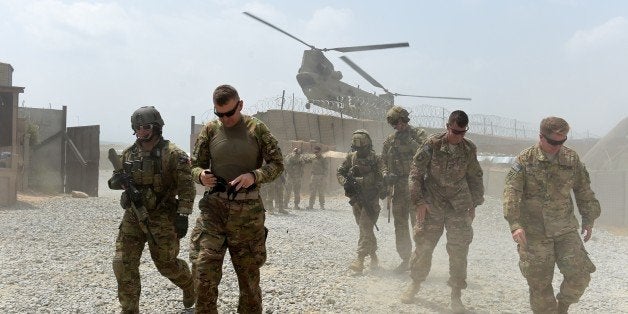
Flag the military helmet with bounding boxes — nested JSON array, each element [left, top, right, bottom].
[[351, 129, 372, 149], [386, 106, 410, 125], [131, 106, 164, 130]]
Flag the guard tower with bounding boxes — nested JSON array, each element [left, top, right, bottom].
[[0, 62, 25, 206]]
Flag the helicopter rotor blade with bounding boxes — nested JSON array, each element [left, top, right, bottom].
[[328, 42, 409, 53], [393, 93, 472, 101], [339, 56, 387, 91], [243, 12, 316, 50]]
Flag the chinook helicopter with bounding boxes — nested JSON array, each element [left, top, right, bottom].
[[244, 12, 470, 120]]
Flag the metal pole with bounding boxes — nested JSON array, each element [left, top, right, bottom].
[[280, 90, 285, 111], [61, 105, 67, 193], [190, 115, 195, 153]]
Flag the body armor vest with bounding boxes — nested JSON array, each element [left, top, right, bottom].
[[128, 140, 167, 199], [350, 153, 379, 193], [387, 131, 419, 177]]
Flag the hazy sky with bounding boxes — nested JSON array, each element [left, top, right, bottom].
[[1, 0, 627, 149]]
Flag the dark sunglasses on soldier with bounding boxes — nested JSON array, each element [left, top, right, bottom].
[[214, 100, 241, 118], [134, 124, 154, 131], [448, 124, 469, 135], [542, 133, 567, 146]]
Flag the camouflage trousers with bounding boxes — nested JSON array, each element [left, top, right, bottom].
[[113, 209, 193, 313], [409, 198, 473, 289], [263, 181, 284, 211], [392, 178, 416, 261], [351, 196, 381, 257], [194, 194, 267, 314], [283, 175, 302, 208], [189, 216, 203, 294], [518, 230, 595, 313], [308, 174, 326, 208]]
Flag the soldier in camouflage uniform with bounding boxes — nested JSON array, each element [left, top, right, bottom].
[[401, 110, 484, 314], [307, 146, 328, 210], [264, 173, 287, 214], [191, 85, 283, 313], [337, 130, 386, 274], [381, 106, 427, 272], [503, 117, 600, 314], [283, 147, 312, 210], [109, 106, 196, 313]]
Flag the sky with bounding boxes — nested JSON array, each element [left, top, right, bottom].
[[1, 0, 627, 149]]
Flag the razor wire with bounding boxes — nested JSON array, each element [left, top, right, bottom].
[[248, 94, 594, 140]]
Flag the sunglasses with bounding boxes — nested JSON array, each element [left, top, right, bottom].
[[134, 124, 154, 131], [541, 133, 567, 146], [214, 100, 241, 118], [448, 124, 469, 135]]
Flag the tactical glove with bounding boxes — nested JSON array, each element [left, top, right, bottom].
[[174, 214, 189, 239], [349, 165, 361, 177], [119, 191, 131, 209]]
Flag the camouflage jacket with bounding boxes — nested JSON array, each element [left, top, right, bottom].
[[409, 132, 484, 210], [191, 115, 284, 187], [337, 150, 385, 197], [310, 155, 328, 175], [284, 152, 312, 178], [503, 144, 601, 237], [109, 137, 196, 215], [382, 126, 427, 178]]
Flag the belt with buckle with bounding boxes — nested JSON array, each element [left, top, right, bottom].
[[216, 189, 259, 200]]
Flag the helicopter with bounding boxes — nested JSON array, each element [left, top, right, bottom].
[[243, 12, 470, 120]]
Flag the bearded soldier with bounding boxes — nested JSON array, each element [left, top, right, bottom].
[[381, 106, 427, 272], [191, 84, 283, 313], [401, 110, 484, 314], [109, 106, 196, 313], [337, 130, 386, 275], [503, 117, 601, 314]]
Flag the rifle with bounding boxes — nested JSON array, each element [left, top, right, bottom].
[[344, 172, 379, 231], [108, 148, 157, 246]]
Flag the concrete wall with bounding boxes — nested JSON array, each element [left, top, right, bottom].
[[19, 107, 66, 193]]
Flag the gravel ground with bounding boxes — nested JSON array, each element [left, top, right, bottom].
[[1, 170, 627, 313]]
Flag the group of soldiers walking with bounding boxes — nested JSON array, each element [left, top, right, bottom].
[[336, 107, 600, 314], [109, 84, 600, 314]]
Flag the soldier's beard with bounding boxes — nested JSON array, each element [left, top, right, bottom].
[[356, 148, 369, 158]]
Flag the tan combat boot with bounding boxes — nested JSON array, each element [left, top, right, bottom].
[[451, 288, 465, 314], [557, 301, 570, 314], [182, 284, 196, 308], [349, 255, 365, 274], [400, 281, 421, 304], [370, 252, 379, 270]]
